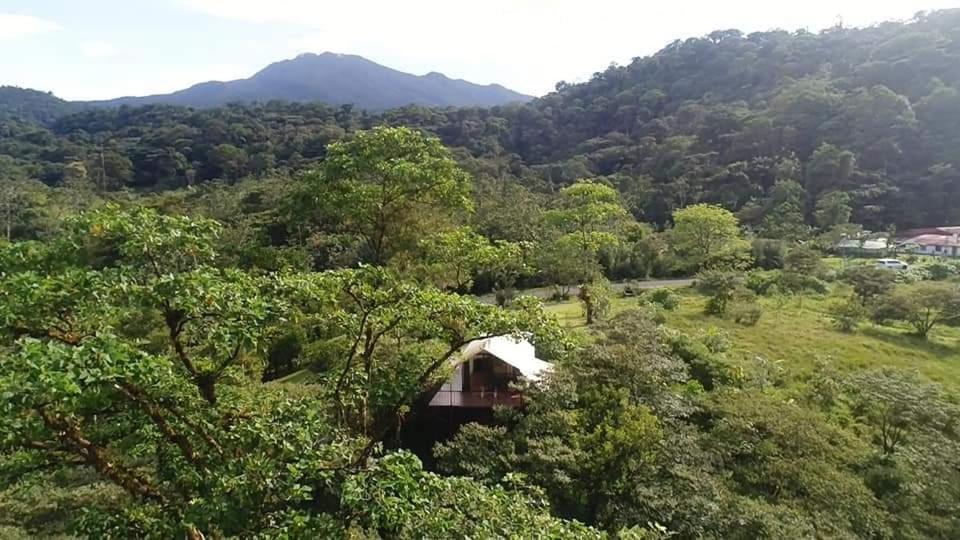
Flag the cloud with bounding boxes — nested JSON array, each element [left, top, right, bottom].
[[0, 13, 61, 40], [80, 41, 119, 59]]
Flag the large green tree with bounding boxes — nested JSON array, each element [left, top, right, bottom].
[[292, 126, 473, 265]]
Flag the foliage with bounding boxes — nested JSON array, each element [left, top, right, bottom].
[[579, 278, 615, 325], [731, 301, 763, 327], [643, 287, 680, 311], [538, 234, 602, 298], [840, 265, 897, 304], [695, 270, 744, 315], [0, 206, 580, 537], [827, 297, 868, 332], [874, 282, 960, 337], [750, 239, 785, 270], [413, 226, 527, 293], [290, 126, 472, 265], [783, 247, 824, 277], [670, 204, 742, 269]]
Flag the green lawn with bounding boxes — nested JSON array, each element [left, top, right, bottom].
[[545, 287, 960, 391]]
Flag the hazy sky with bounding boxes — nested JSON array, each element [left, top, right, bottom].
[[2, 0, 959, 100]]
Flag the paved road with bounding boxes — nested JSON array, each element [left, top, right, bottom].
[[478, 278, 694, 304]]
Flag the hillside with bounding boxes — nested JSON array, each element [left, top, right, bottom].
[[84, 52, 532, 110], [0, 86, 83, 125], [2, 10, 960, 231]]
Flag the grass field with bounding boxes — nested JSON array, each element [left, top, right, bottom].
[[545, 285, 960, 391]]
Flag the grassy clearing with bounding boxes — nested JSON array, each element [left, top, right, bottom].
[[545, 286, 960, 391]]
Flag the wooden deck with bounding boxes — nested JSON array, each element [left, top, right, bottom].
[[428, 390, 524, 408]]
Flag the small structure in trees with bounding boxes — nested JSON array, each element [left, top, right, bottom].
[[428, 336, 551, 408]]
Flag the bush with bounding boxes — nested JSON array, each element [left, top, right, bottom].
[[494, 287, 516, 307], [779, 271, 829, 295], [784, 247, 825, 277], [696, 270, 744, 315], [840, 265, 896, 303], [751, 239, 786, 270], [621, 281, 643, 297], [924, 261, 957, 281], [827, 297, 867, 332], [745, 269, 782, 296], [732, 302, 763, 326], [644, 287, 680, 310], [872, 282, 960, 338], [697, 327, 731, 354]]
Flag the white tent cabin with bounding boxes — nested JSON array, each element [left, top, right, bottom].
[[428, 335, 552, 408]]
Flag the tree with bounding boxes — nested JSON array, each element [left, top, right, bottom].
[[543, 179, 632, 288], [579, 278, 614, 325], [0, 175, 47, 241], [783, 246, 824, 277], [877, 282, 960, 338], [292, 126, 472, 265], [814, 191, 852, 229], [844, 369, 946, 455], [207, 143, 249, 179], [546, 180, 630, 250], [759, 180, 809, 241], [538, 234, 602, 299], [671, 204, 742, 268], [414, 227, 527, 294], [840, 265, 896, 304]]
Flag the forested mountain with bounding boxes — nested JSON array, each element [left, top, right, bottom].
[[3, 10, 960, 230], [0, 87, 83, 125], [84, 52, 532, 110]]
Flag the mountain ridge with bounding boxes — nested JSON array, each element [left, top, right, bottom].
[[81, 52, 533, 110]]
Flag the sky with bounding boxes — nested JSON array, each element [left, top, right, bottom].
[[2, 0, 959, 101]]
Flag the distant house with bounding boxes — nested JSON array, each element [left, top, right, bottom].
[[897, 227, 960, 258], [428, 335, 551, 409], [835, 237, 890, 256]]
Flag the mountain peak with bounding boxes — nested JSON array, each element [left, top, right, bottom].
[[85, 53, 532, 110]]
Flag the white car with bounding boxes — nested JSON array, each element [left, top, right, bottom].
[[875, 259, 909, 271]]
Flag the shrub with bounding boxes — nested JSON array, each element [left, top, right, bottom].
[[779, 271, 829, 295], [621, 281, 643, 297], [784, 247, 825, 277], [636, 302, 667, 325], [751, 239, 786, 270], [697, 327, 731, 354], [662, 329, 734, 390], [696, 270, 744, 315], [644, 287, 680, 310], [494, 287, 516, 307], [827, 297, 867, 332], [925, 261, 956, 281], [744, 269, 781, 296], [840, 266, 896, 303], [732, 302, 763, 326]]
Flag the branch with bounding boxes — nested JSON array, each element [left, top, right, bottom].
[[116, 382, 201, 468], [37, 407, 167, 505]]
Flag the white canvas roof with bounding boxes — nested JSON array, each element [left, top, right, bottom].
[[460, 335, 552, 381]]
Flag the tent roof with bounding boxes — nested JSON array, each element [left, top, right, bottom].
[[460, 335, 552, 381]]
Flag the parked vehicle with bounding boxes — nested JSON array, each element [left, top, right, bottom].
[[875, 259, 909, 271]]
